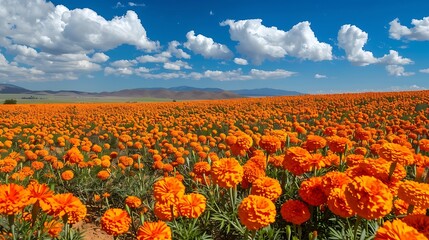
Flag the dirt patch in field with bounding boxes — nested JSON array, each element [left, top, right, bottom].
[[74, 222, 112, 240]]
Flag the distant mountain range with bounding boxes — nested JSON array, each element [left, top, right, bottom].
[[0, 84, 303, 100]]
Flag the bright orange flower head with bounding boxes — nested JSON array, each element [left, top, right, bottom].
[[63, 147, 84, 164], [45, 193, 87, 224], [154, 200, 178, 221], [0, 183, 30, 215], [44, 219, 63, 238], [27, 181, 53, 210], [321, 171, 350, 195], [177, 193, 206, 218], [303, 135, 327, 152], [393, 199, 426, 216], [299, 177, 327, 206], [125, 196, 142, 208], [251, 176, 282, 201], [327, 187, 355, 218], [280, 199, 311, 225], [379, 143, 415, 166], [259, 135, 281, 154], [97, 170, 110, 180], [327, 136, 352, 154], [402, 215, 429, 238], [345, 176, 393, 220], [283, 147, 312, 175], [238, 195, 276, 230], [137, 221, 172, 240], [61, 170, 74, 181], [419, 139, 429, 152], [101, 208, 131, 236], [211, 158, 243, 188], [397, 180, 429, 209], [375, 219, 427, 240], [153, 177, 186, 203]]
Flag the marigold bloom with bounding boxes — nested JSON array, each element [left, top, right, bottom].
[[125, 196, 142, 208], [259, 135, 281, 154], [44, 220, 63, 238], [101, 208, 131, 236], [327, 187, 355, 218], [419, 139, 429, 152], [177, 193, 206, 218], [375, 219, 427, 240], [27, 182, 53, 211], [402, 215, 429, 238], [242, 158, 266, 188], [238, 195, 276, 230], [299, 177, 327, 206], [283, 147, 312, 175], [45, 193, 87, 224], [154, 200, 178, 221], [393, 199, 426, 216], [397, 180, 429, 209], [211, 158, 243, 188], [321, 171, 350, 195], [280, 200, 311, 225], [63, 147, 84, 164], [0, 183, 30, 215], [327, 136, 352, 154], [137, 221, 172, 240], [303, 135, 327, 152], [97, 170, 110, 180], [61, 170, 74, 181], [0, 157, 17, 173], [192, 162, 211, 175], [345, 176, 393, 220], [251, 177, 282, 201], [153, 177, 185, 204], [379, 143, 415, 166]]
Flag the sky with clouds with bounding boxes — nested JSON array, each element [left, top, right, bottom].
[[0, 0, 428, 93]]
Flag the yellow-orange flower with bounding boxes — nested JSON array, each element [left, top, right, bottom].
[[419, 139, 429, 152], [402, 215, 429, 238], [259, 135, 281, 154], [137, 221, 172, 240], [379, 142, 415, 166], [397, 180, 429, 209], [0, 183, 30, 215], [327, 187, 355, 218], [375, 219, 427, 240], [280, 199, 311, 225], [27, 181, 53, 211], [303, 135, 327, 152], [154, 200, 178, 221], [283, 147, 312, 175], [63, 147, 84, 164], [44, 219, 63, 238], [345, 176, 393, 220], [327, 136, 351, 154], [61, 170, 74, 181], [321, 171, 350, 195], [251, 176, 282, 201], [211, 158, 243, 188], [125, 196, 142, 208], [177, 193, 206, 218], [45, 193, 87, 224], [393, 199, 426, 216], [238, 195, 276, 230], [97, 170, 110, 180], [153, 177, 185, 203], [299, 177, 327, 206], [101, 208, 131, 236]]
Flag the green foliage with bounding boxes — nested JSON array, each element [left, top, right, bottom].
[[4, 99, 17, 104]]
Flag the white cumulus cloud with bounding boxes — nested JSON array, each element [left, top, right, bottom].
[[419, 68, 429, 73], [314, 74, 327, 79], [385, 65, 414, 77], [389, 17, 429, 41], [163, 60, 192, 71], [233, 58, 248, 65], [337, 25, 378, 66], [220, 19, 332, 64], [184, 31, 233, 59]]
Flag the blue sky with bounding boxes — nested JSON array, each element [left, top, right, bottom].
[[0, 0, 428, 93]]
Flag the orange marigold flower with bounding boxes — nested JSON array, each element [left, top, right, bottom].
[[268, 155, 284, 168], [345, 176, 393, 220], [303, 135, 327, 152], [211, 158, 243, 188], [177, 193, 206, 218], [63, 147, 84, 164], [345, 154, 365, 167], [379, 143, 415, 166], [101, 208, 131, 236], [0, 183, 30, 215], [0, 157, 17, 173], [321, 171, 350, 195], [125, 196, 142, 209], [397, 180, 429, 209], [153, 177, 185, 203], [27, 182, 53, 211], [259, 135, 281, 154], [283, 147, 312, 175], [327, 187, 355, 218], [61, 170, 74, 181], [192, 162, 211, 175], [393, 199, 426, 216], [45, 193, 87, 224], [299, 177, 327, 206], [242, 158, 266, 189], [137, 221, 172, 240], [154, 200, 178, 221], [402, 215, 429, 238], [419, 139, 429, 152], [250, 176, 282, 201], [97, 170, 110, 181], [44, 219, 63, 238], [280, 199, 311, 225], [327, 136, 352, 154], [375, 219, 427, 240], [238, 195, 276, 230]]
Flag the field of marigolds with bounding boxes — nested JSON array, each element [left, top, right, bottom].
[[1, 90, 429, 240]]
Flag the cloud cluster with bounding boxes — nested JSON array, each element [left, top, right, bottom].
[[338, 24, 413, 76], [221, 19, 332, 64], [184, 31, 233, 59], [389, 17, 429, 41]]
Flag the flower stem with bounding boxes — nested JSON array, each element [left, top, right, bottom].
[[353, 216, 361, 240]]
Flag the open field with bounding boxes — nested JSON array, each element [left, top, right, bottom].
[[0, 90, 429, 239], [0, 93, 171, 104]]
